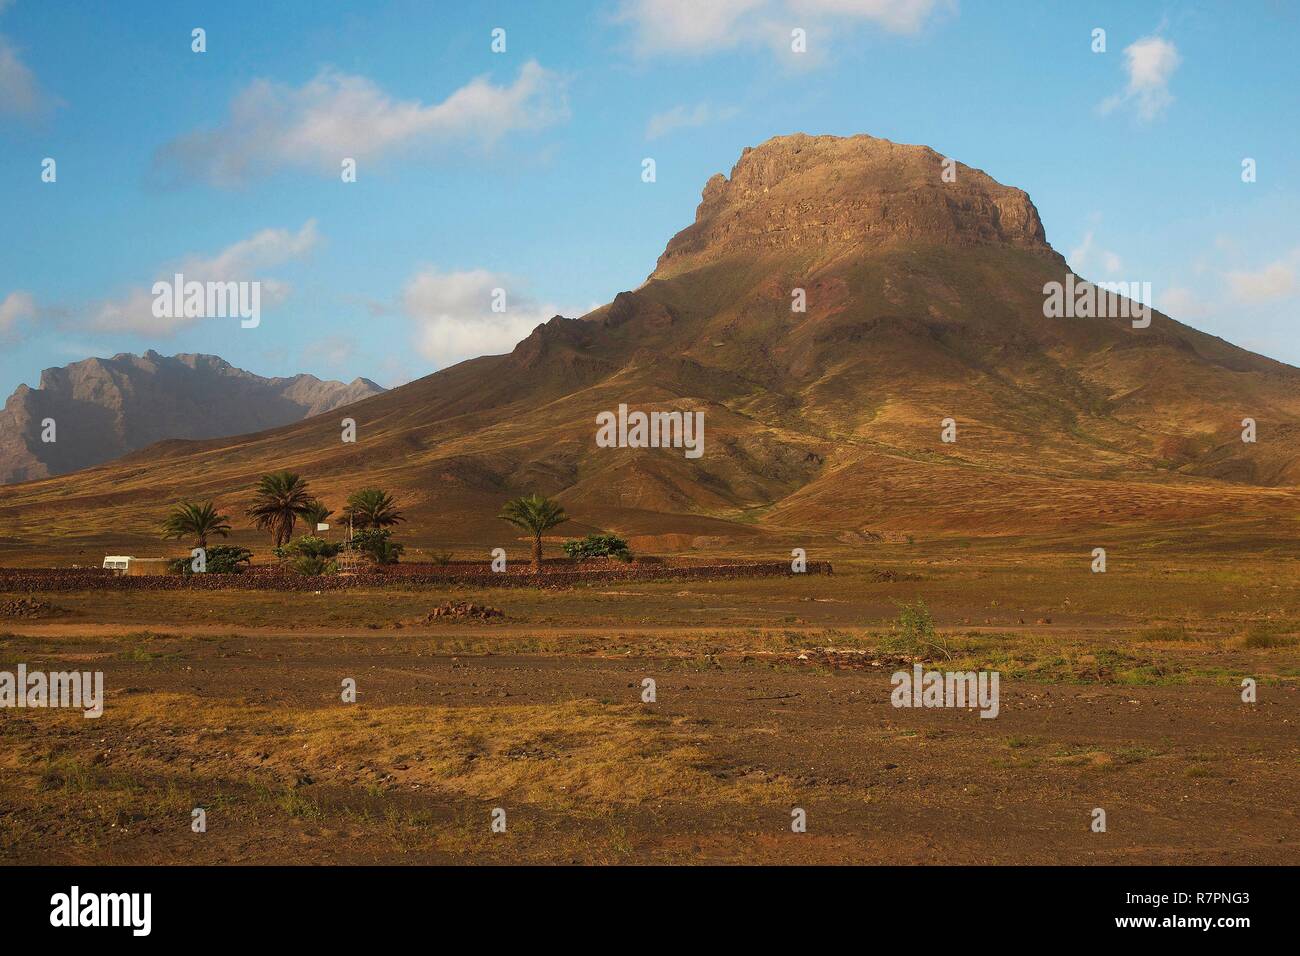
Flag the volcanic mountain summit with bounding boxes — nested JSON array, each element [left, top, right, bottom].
[[2, 133, 1298, 552], [654, 133, 1058, 276]]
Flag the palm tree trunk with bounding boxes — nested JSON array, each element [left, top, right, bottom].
[[531, 534, 542, 573]]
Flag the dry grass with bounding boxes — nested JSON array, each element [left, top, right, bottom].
[[2, 693, 792, 813], [1, 541, 1296, 865]]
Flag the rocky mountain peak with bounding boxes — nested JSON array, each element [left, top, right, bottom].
[[654, 133, 1056, 277], [0, 353, 385, 484]]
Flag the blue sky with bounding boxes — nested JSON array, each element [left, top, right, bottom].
[[1, 0, 1297, 397]]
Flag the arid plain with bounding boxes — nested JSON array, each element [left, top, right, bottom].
[[2, 536, 1296, 865], [2, 134, 1298, 865]]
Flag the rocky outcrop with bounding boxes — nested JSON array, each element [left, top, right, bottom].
[[0, 351, 383, 483], [655, 133, 1059, 275]]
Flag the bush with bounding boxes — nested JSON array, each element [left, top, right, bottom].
[[881, 600, 953, 661], [274, 535, 341, 562], [167, 545, 253, 575], [291, 554, 337, 576], [277, 535, 343, 575], [352, 528, 404, 565], [562, 533, 632, 562], [897, 600, 936, 642]]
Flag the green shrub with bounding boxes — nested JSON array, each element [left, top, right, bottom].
[[168, 545, 253, 575], [897, 600, 935, 641], [351, 528, 404, 565], [562, 533, 632, 562], [291, 554, 337, 576], [274, 535, 341, 562], [881, 600, 953, 661]]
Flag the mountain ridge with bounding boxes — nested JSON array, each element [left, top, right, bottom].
[[0, 350, 384, 484], [1, 132, 1296, 554]]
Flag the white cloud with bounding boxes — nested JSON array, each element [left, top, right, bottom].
[[1152, 244, 1300, 367], [645, 102, 737, 139], [617, 0, 945, 56], [1158, 286, 1208, 320], [618, 0, 766, 54], [1225, 253, 1298, 303], [180, 220, 319, 279], [0, 33, 57, 118], [1069, 231, 1094, 269], [154, 61, 568, 186], [402, 268, 563, 368], [1099, 36, 1180, 121], [788, 0, 944, 33], [90, 221, 320, 334], [1068, 229, 1124, 276], [0, 290, 36, 337]]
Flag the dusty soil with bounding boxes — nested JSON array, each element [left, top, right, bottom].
[[1, 553, 1295, 865], [1, 622, 1295, 865]]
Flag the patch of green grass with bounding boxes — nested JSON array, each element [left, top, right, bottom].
[[277, 788, 325, 820], [1051, 744, 1092, 759], [1113, 662, 1186, 685], [37, 755, 96, 793]]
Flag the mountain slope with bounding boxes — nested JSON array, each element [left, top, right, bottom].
[[1, 133, 1297, 555], [0, 351, 384, 483]]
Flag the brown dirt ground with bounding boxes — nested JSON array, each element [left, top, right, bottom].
[[1, 621, 1296, 865]]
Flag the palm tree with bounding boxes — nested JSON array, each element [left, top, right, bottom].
[[343, 488, 404, 531], [498, 493, 568, 573], [161, 500, 231, 550], [301, 498, 333, 531], [246, 471, 314, 548]]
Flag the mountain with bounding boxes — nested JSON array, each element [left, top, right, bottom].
[[1, 133, 1297, 555], [0, 351, 384, 484]]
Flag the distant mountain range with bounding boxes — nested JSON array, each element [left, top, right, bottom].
[[1, 133, 1297, 552], [0, 351, 383, 483]]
